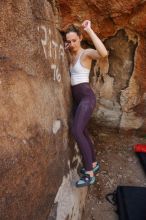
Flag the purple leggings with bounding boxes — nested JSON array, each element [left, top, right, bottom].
[[71, 83, 96, 171]]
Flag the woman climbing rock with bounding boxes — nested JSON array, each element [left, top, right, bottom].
[[65, 20, 108, 187]]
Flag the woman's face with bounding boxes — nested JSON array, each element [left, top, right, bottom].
[[66, 32, 82, 52]]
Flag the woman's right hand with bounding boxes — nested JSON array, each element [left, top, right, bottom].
[[64, 42, 70, 50]]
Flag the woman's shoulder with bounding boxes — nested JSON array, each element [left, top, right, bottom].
[[83, 48, 100, 61]]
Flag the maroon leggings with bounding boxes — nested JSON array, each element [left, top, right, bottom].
[[71, 83, 96, 171]]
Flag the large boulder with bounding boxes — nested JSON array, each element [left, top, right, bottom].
[[0, 1, 86, 219], [59, 0, 146, 130]]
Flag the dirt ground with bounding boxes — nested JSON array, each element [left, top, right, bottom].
[[81, 126, 146, 220]]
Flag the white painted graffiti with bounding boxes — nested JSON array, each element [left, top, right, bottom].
[[51, 64, 61, 82], [38, 25, 48, 59], [38, 25, 65, 82]]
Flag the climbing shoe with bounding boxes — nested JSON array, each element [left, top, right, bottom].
[[80, 162, 100, 175], [76, 174, 96, 188]]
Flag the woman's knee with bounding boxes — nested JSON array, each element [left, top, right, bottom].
[[71, 125, 81, 139]]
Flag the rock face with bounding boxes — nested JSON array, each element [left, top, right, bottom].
[[59, 0, 146, 130], [1, 1, 146, 220], [0, 1, 86, 220]]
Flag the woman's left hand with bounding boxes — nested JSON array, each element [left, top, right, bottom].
[[82, 20, 91, 31]]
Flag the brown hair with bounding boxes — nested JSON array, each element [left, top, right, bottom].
[[65, 24, 82, 37]]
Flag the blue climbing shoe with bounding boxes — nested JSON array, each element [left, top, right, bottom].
[[80, 162, 100, 175], [76, 174, 96, 188]]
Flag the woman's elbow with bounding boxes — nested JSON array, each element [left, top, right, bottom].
[[101, 50, 108, 58]]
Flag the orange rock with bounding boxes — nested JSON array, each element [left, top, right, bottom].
[[59, 0, 146, 130]]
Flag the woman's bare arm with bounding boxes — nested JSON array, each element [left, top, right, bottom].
[[82, 20, 108, 58]]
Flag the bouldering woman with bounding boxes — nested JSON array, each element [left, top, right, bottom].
[[65, 20, 108, 187]]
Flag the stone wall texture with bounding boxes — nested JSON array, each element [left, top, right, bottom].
[[1, 0, 146, 220], [59, 0, 146, 130], [0, 1, 86, 220]]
